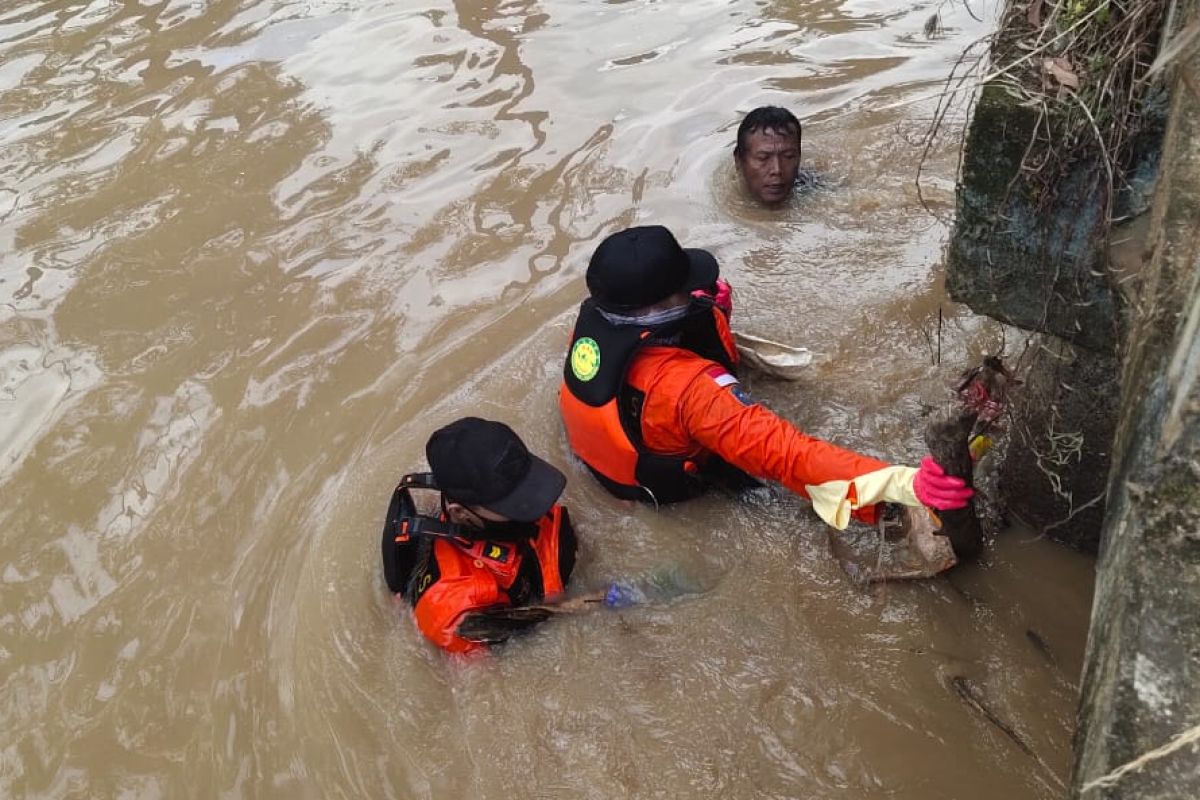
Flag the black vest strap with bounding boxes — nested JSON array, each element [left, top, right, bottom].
[[380, 473, 472, 593]]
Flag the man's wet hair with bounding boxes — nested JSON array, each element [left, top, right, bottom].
[[734, 106, 802, 160]]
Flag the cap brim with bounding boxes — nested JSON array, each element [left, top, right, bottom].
[[682, 248, 719, 292], [484, 454, 566, 523]]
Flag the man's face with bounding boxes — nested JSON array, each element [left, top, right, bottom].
[[736, 126, 800, 205], [445, 501, 510, 529]]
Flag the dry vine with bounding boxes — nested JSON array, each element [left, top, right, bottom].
[[918, 0, 1171, 230]]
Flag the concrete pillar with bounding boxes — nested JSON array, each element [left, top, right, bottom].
[[1071, 19, 1200, 797]]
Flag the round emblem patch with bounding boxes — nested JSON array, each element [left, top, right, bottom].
[[570, 337, 601, 382]]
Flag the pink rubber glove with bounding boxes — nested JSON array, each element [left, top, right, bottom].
[[692, 278, 733, 318], [912, 456, 973, 510]]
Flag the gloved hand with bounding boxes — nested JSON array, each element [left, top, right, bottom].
[[912, 456, 973, 510], [692, 278, 733, 318]]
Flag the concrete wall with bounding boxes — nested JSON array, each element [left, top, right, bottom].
[[945, 4, 1200, 796], [1071, 29, 1200, 798], [945, 77, 1145, 548], [947, 83, 1119, 353], [945, 8, 1172, 552], [999, 337, 1118, 552]]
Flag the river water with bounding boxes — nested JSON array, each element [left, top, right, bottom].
[[1, 1, 1096, 798]]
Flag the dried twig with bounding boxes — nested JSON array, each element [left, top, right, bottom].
[[1081, 721, 1200, 793]]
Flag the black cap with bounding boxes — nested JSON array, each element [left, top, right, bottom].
[[586, 225, 719, 312], [426, 418, 566, 522]]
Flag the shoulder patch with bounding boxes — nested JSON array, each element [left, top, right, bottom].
[[704, 365, 738, 388], [570, 337, 601, 381], [730, 384, 754, 406], [482, 542, 511, 564]]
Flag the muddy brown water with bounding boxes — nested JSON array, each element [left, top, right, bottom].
[[1, 1, 1095, 798]]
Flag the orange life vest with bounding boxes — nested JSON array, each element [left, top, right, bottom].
[[380, 474, 576, 654], [408, 506, 574, 653], [559, 296, 741, 504]]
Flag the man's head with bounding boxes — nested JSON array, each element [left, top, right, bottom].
[[585, 225, 718, 314], [426, 417, 565, 527], [733, 106, 802, 205]]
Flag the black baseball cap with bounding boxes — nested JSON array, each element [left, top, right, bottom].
[[586, 225, 719, 312], [426, 417, 566, 522]]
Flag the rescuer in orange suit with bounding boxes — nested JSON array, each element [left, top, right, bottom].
[[381, 418, 577, 654], [558, 225, 972, 529]]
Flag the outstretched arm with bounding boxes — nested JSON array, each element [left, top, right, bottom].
[[455, 592, 607, 644], [677, 371, 970, 528], [455, 606, 555, 645]]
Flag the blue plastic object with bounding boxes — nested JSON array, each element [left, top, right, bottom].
[[602, 582, 644, 609]]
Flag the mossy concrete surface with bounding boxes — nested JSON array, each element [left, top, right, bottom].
[[1000, 338, 1118, 551], [947, 83, 1117, 353], [950, 80, 1126, 548], [1070, 32, 1200, 799]]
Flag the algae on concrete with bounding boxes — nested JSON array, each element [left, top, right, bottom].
[[1000, 337, 1117, 551], [946, 1, 1171, 549], [1071, 27, 1200, 796], [945, 3, 1199, 795], [948, 82, 1117, 353]]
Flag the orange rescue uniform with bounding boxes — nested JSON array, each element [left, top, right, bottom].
[[628, 347, 885, 523], [406, 506, 575, 654], [561, 297, 911, 525]]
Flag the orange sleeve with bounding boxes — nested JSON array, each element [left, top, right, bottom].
[[676, 371, 890, 500], [413, 576, 500, 655]]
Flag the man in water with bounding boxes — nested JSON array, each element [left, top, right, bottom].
[[381, 417, 576, 654], [558, 225, 971, 529], [734, 105, 811, 205]]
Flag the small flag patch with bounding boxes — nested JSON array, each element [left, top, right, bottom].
[[705, 366, 738, 388], [730, 385, 754, 406]]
